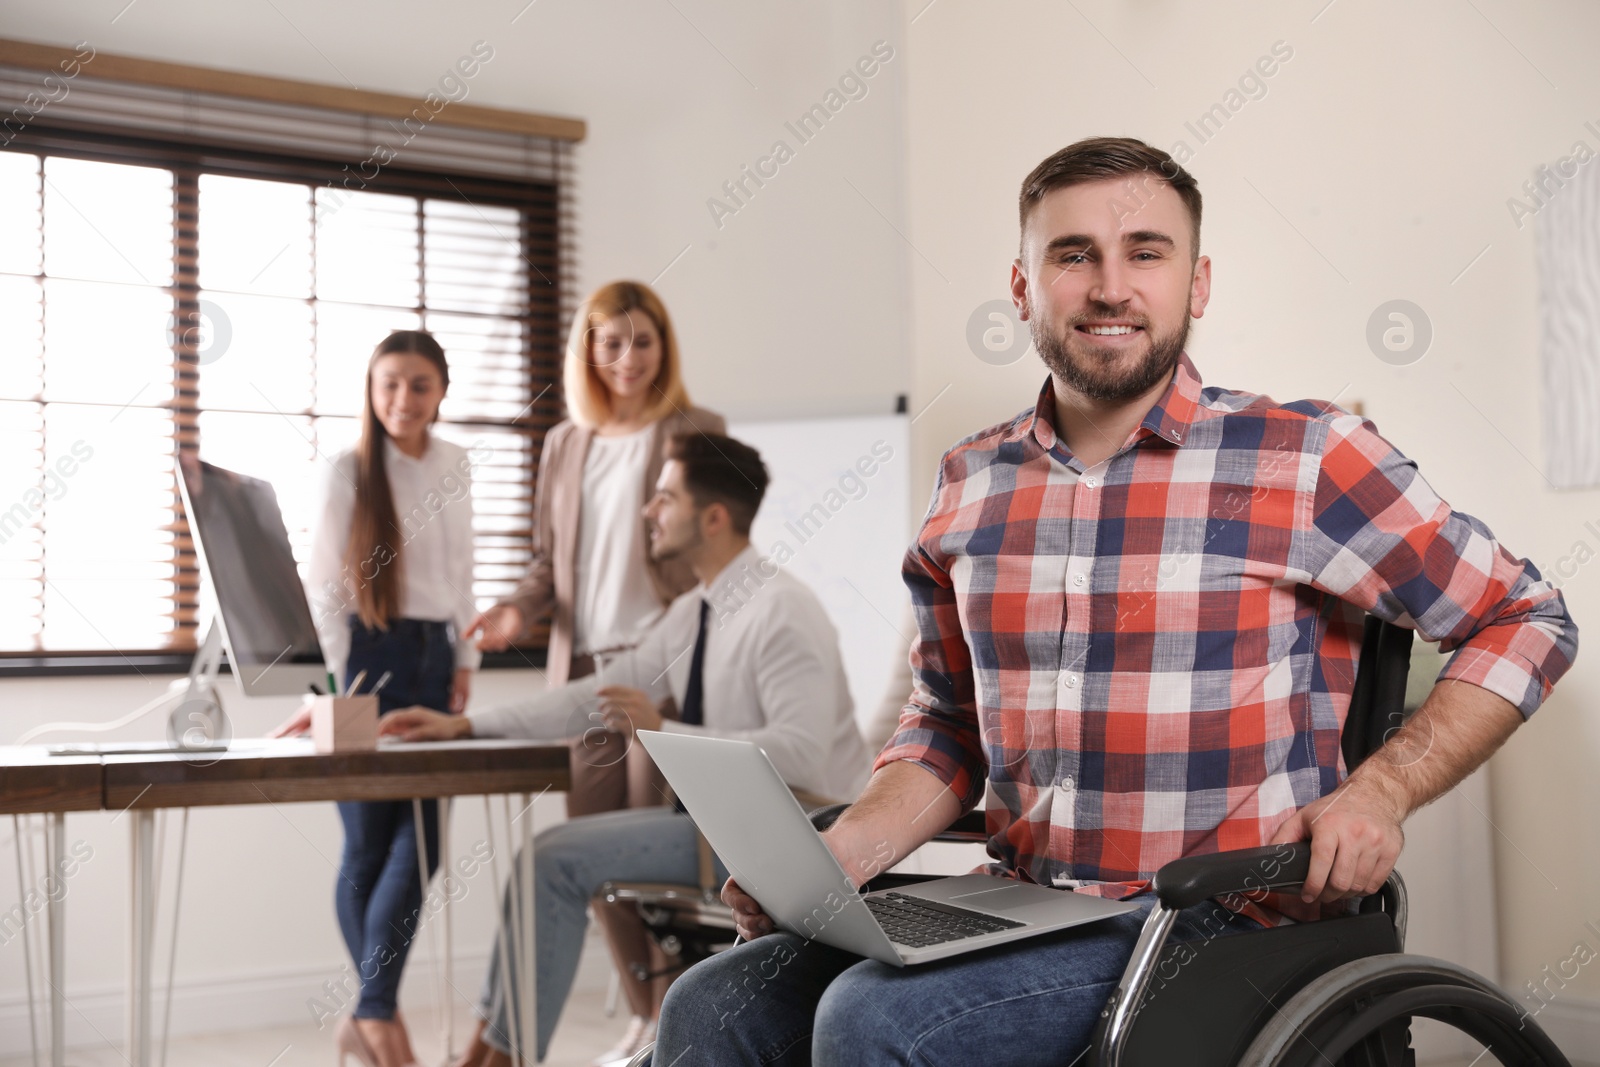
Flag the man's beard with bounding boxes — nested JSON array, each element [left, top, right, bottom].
[[1031, 306, 1189, 403], [649, 522, 703, 564]]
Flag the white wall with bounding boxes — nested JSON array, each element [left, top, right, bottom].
[[900, 0, 1600, 1051], [0, 0, 911, 421]]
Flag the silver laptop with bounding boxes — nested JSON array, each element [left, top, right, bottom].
[[638, 731, 1139, 967]]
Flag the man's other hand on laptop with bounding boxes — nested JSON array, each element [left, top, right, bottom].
[[377, 707, 473, 742], [722, 823, 888, 941], [723, 877, 776, 939]]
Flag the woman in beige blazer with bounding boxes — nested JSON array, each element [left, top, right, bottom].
[[464, 280, 721, 1062]]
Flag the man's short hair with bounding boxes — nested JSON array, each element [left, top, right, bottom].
[[666, 432, 769, 536], [1019, 136, 1203, 259]]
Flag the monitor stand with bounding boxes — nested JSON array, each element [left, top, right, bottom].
[[42, 620, 231, 756], [167, 619, 229, 752]]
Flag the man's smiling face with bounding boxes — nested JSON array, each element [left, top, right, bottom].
[[1013, 175, 1210, 403]]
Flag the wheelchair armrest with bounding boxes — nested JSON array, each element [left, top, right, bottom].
[[934, 809, 987, 842], [809, 803, 850, 832], [1152, 842, 1311, 910], [808, 804, 987, 842]]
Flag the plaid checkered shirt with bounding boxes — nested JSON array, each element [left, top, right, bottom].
[[876, 354, 1577, 927]]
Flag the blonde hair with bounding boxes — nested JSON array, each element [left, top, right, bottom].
[[562, 280, 691, 428]]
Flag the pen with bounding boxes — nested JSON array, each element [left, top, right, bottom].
[[369, 671, 393, 697], [326, 671, 338, 695], [345, 670, 368, 698]]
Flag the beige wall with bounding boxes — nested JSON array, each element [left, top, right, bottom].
[[0, 0, 911, 420], [901, 0, 1600, 1036]]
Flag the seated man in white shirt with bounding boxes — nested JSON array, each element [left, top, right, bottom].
[[380, 431, 872, 1067]]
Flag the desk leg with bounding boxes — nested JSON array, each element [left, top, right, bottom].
[[486, 797, 521, 1066], [518, 794, 534, 1067], [127, 810, 155, 1067], [47, 813, 65, 1067], [440, 798, 454, 1061]]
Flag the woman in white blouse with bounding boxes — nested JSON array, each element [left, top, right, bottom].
[[295, 329, 480, 1067], [461, 281, 721, 1064]]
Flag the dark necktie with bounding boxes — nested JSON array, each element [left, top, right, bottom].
[[679, 598, 710, 727], [671, 599, 710, 815]]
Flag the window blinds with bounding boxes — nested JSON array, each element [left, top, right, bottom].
[[0, 52, 576, 658]]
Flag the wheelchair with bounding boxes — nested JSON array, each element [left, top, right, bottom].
[[619, 617, 1571, 1065]]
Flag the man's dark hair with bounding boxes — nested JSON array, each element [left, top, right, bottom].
[[1018, 136, 1202, 259], [666, 432, 769, 536]]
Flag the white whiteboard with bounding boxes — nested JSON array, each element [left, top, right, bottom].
[[1537, 153, 1600, 487], [727, 413, 912, 733]]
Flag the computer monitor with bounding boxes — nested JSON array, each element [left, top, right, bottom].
[[177, 453, 328, 697]]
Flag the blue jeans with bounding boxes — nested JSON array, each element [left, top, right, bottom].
[[335, 617, 453, 1019], [477, 806, 729, 1062], [652, 893, 1256, 1065]]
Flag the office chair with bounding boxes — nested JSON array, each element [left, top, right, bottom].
[[594, 877, 738, 988], [623, 617, 1570, 1066]]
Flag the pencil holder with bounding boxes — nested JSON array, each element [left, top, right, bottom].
[[311, 694, 379, 753]]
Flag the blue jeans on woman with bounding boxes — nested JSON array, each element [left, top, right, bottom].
[[651, 892, 1258, 1065], [335, 616, 453, 1020]]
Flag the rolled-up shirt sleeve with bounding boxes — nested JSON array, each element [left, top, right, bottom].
[[1302, 410, 1578, 718], [873, 466, 987, 812]]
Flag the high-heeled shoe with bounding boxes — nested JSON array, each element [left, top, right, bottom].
[[335, 1016, 379, 1067], [448, 1019, 494, 1067]]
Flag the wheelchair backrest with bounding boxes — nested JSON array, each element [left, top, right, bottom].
[[1341, 616, 1415, 773]]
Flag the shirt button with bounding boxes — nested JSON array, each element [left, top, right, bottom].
[[1062, 674, 1079, 689], [1084, 477, 1097, 488], [1058, 776, 1075, 793], [1072, 573, 1085, 586]]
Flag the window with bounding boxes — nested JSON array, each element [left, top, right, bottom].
[[0, 132, 564, 661]]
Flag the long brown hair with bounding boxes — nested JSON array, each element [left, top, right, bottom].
[[347, 329, 450, 629]]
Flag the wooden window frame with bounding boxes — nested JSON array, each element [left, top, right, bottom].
[[0, 38, 585, 143], [0, 126, 564, 676]]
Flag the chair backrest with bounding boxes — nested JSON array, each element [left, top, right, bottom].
[[1341, 615, 1415, 772]]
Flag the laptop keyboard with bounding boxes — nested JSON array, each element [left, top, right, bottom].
[[866, 891, 1026, 949]]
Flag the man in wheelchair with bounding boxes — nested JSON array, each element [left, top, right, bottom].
[[648, 138, 1579, 1066]]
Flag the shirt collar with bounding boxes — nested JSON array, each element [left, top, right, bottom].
[[1019, 352, 1202, 454], [702, 544, 766, 605], [383, 434, 433, 466]]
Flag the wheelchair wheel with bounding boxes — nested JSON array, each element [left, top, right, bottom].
[[1239, 954, 1569, 1067]]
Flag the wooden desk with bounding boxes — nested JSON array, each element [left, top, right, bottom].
[[102, 737, 569, 809], [2, 738, 568, 1067], [0, 746, 101, 814]]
